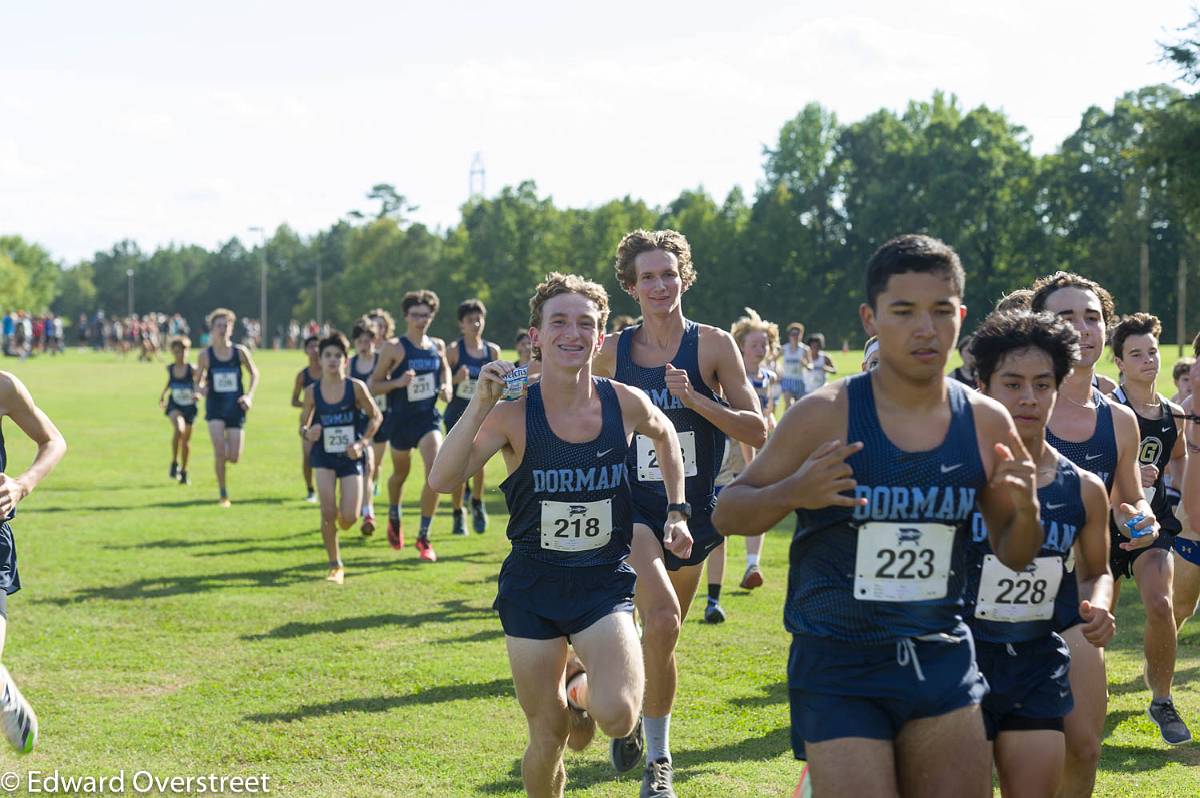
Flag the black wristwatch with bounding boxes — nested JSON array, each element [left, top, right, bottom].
[[667, 502, 692, 519]]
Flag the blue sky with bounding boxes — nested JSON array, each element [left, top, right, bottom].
[[1, 1, 1193, 262]]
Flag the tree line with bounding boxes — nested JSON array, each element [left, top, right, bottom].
[[8, 17, 1199, 347]]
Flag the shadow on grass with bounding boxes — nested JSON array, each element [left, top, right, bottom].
[[35, 497, 281, 513], [245, 677, 513, 723], [476, 725, 791, 794], [38, 558, 396, 605], [1109, 665, 1200, 697], [243, 599, 495, 640], [102, 529, 314, 551], [432, 628, 505, 646], [732, 680, 788, 709]]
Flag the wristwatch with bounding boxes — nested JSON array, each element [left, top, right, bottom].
[[667, 502, 692, 519]]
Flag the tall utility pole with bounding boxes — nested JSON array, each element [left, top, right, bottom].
[[126, 269, 134, 316], [1179, 254, 1188, 357], [249, 226, 268, 347], [1140, 241, 1150, 312], [316, 260, 323, 326], [469, 152, 486, 199]]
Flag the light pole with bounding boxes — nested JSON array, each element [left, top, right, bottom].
[[126, 269, 134, 316], [249, 226, 268, 348], [316, 259, 323, 327]]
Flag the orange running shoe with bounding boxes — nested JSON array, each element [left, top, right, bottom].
[[415, 535, 437, 562], [387, 517, 404, 550]]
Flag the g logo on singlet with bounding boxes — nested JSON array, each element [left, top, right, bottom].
[[1139, 437, 1163, 466]]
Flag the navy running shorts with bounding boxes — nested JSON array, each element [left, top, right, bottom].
[[1110, 526, 1175, 580], [310, 448, 365, 478], [0, 522, 20, 601], [780, 377, 806, 397], [165, 403, 198, 425], [389, 411, 441, 451], [974, 635, 1071, 740], [787, 623, 987, 760], [372, 411, 392, 444], [633, 502, 722, 571], [494, 555, 636, 640], [205, 398, 245, 428]]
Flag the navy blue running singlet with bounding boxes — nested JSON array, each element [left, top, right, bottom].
[[500, 379, 633, 567], [613, 320, 724, 519], [388, 337, 442, 418], [966, 452, 1086, 643], [785, 374, 986, 643]]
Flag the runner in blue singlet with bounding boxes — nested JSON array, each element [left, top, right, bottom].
[[301, 332, 383, 584], [967, 309, 1114, 795], [0, 370, 66, 754], [444, 299, 501, 536], [368, 291, 452, 561], [291, 335, 322, 502], [196, 308, 260, 507], [158, 336, 197, 484], [715, 235, 1045, 797], [1031, 271, 1160, 790], [429, 273, 689, 798], [594, 229, 768, 794]]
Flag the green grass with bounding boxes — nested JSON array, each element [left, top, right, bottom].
[[0, 348, 1195, 797]]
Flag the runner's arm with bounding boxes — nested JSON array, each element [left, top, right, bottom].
[[0, 372, 67, 509], [1074, 470, 1116, 647], [1074, 471, 1114, 613], [195, 350, 209, 395], [623, 386, 686, 507], [1184, 397, 1200, 522], [238, 346, 261, 403], [299, 385, 316, 433], [1165, 402, 1187, 489], [290, 371, 304, 408], [685, 329, 767, 448], [368, 344, 402, 394], [974, 399, 1042, 571], [436, 339, 453, 403], [713, 390, 860, 536], [429, 361, 514, 491], [1110, 404, 1158, 549], [353, 379, 383, 441]]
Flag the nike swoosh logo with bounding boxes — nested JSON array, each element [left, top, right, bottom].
[[1046, 503, 1066, 510], [597, 449, 614, 458], [1163, 426, 1174, 432], [1085, 454, 1103, 461], [940, 464, 962, 474]]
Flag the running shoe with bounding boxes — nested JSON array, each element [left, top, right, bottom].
[[611, 716, 644, 774], [0, 666, 37, 754], [415, 535, 437, 562], [452, 512, 467, 536], [739, 564, 764, 590], [704, 601, 726, 624], [325, 566, 345, 585], [564, 652, 595, 751], [304, 491, 318, 504], [472, 501, 488, 534], [1148, 698, 1193, 745], [361, 514, 375, 537], [641, 758, 675, 798], [178, 469, 190, 485], [218, 497, 232, 508], [387, 518, 404, 550], [169, 462, 178, 479]]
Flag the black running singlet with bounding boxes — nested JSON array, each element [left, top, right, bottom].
[[500, 379, 633, 567]]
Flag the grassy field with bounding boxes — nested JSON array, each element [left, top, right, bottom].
[[0, 347, 1195, 797]]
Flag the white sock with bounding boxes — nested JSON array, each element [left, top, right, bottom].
[[363, 502, 374, 516], [645, 714, 670, 763], [746, 553, 760, 568]]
